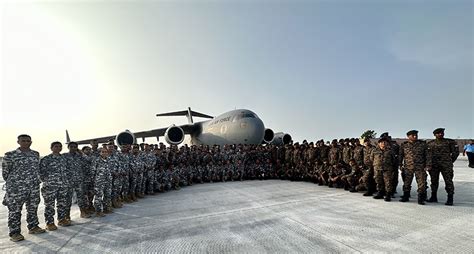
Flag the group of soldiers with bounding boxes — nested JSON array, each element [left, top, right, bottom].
[[2, 128, 459, 242]]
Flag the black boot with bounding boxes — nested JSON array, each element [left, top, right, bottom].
[[373, 191, 384, 199], [384, 194, 391, 202], [427, 192, 438, 203], [445, 194, 453, 206], [399, 191, 410, 202], [418, 193, 426, 205]]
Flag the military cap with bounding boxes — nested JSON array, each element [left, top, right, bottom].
[[433, 128, 445, 134], [406, 130, 418, 136], [380, 132, 389, 138]]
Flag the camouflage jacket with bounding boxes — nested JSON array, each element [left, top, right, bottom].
[[64, 152, 85, 184], [352, 145, 364, 165], [39, 153, 69, 187], [2, 148, 41, 192], [92, 157, 112, 183], [399, 140, 428, 170], [363, 145, 374, 167], [427, 138, 459, 167], [372, 148, 396, 171]]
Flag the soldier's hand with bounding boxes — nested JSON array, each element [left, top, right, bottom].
[[425, 167, 431, 171]]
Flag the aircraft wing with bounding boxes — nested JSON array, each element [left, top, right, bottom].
[[72, 124, 198, 145]]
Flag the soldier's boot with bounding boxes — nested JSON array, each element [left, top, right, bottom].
[[104, 207, 113, 214], [373, 192, 384, 199], [427, 192, 438, 203], [112, 198, 119, 208], [123, 195, 131, 203], [399, 191, 410, 202], [418, 193, 426, 205], [363, 191, 372, 196], [349, 187, 357, 193], [80, 208, 92, 218], [96, 211, 106, 217], [87, 206, 95, 214], [445, 194, 454, 206], [58, 218, 71, 227], [10, 233, 25, 242], [28, 226, 46, 234], [46, 223, 58, 231], [130, 193, 137, 202], [384, 194, 392, 202]]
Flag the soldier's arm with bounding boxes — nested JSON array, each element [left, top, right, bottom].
[[39, 157, 47, 182], [450, 140, 459, 162], [1, 152, 12, 181], [398, 143, 405, 168], [426, 142, 432, 170]]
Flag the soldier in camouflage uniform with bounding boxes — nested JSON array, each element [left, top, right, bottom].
[[107, 142, 122, 208], [92, 148, 113, 216], [372, 139, 396, 201], [426, 128, 459, 206], [2, 134, 45, 242], [64, 142, 90, 220], [129, 144, 142, 200], [118, 145, 132, 202], [341, 159, 363, 192], [362, 138, 376, 196], [399, 130, 428, 204], [81, 146, 96, 213], [40, 142, 70, 230]]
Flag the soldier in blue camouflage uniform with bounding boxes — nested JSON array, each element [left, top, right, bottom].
[[119, 144, 132, 202], [399, 130, 429, 205], [81, 146, 96, 213], [107, 142, 122, 208], [130, 144, 142, 200], [2, 134, 45, 242], [40, 142, 70, 230], [92, 148, 112, 216], [64, 142, 90, 220], [144, 144, 157, 195], [426, 128, 459, 206]]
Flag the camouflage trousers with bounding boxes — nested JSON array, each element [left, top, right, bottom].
[[3, 188, 40, 236], [112, 174, 123, 199], [66, 181, 87, 215], [374, 170, 393, 194], [146, 169, 155, 194], [402, 169, 427, 194], [129, 172, 137, 195], [41, 185, 69, 224], [361, 166, 376, 193], [392, 166, 399, 193], [136, 172, 144, 194], [121, 174, 130, 196], [429, 165, 455, 194], [94, 180, 112, 212], [83, 181, 95, 209]]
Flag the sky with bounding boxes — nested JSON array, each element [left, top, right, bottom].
[[1, 0, 473, 155]]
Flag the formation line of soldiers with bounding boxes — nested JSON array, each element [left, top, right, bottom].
[[2, 128, 458, 242]]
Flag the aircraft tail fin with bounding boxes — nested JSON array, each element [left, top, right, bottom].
[[66, 130, 71, 144], [156, 107, 213, 124]]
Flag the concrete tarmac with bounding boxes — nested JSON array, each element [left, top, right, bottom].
[[0, 158, 473, 253]]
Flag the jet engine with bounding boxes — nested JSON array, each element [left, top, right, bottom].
[[115, 130, 136, 148], [271, 132, 292, 145], [263, 128, 275, 143], [165, 125, 185, 145]]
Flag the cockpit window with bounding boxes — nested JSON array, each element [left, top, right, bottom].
[[233, 112, 256, 122]]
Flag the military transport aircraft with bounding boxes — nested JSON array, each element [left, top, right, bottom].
[[69, 108, 292, 147]]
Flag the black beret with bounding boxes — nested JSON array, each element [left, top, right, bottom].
[[380, 132, 389, 138], [378, 138, 388, 143], [433, 128, 445, 134], [406, 130, 418, 136]]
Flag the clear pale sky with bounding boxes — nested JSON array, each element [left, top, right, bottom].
[[1, 0, 473, 155]]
